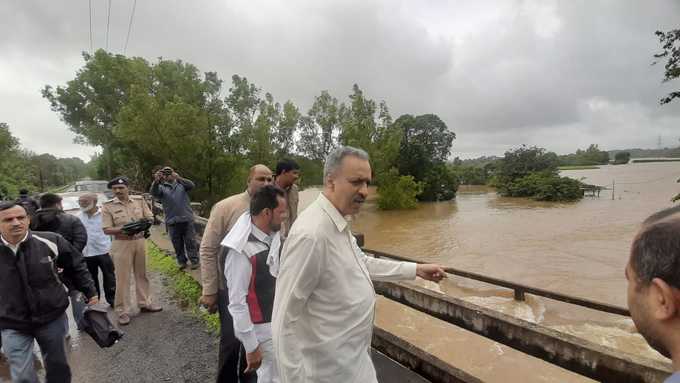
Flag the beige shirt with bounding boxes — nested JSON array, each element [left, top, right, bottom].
[[101, 196, 153, 230], [199, 191, 250, 295], [281, 183, 299, 238], [272, 193, 417, 383]]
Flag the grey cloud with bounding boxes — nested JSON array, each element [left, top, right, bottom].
[[0, 0, 679, 160]]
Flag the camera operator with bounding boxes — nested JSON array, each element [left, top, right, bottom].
[[150, 167, 199, 270]]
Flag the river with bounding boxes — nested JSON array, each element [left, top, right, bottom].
[[299, 161, 680, 362]]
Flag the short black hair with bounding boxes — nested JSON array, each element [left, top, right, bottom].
[[275, 159, 300, 176], [0, 202, 25, 213], [19, 189, 29, 196], [39, 193, 63, 209], [631, 212, 680, 289], [250, 185, 285, 216]]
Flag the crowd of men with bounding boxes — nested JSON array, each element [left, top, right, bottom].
[[1, 147, 679, 383]]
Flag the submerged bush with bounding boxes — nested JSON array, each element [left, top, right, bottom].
[[377, 168, 423, 210]]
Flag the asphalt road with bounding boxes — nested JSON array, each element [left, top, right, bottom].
[[0, 271, 219, 383]]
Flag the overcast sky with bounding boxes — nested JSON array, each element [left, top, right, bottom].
[[1, 0, 679, 160]]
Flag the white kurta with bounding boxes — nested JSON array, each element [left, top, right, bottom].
[[272, 193, 417, 383]]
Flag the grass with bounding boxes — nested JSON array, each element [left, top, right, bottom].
[[558, 165, 600, 170], [146, 241, 220, 334]]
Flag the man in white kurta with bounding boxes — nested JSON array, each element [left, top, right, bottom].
[[272, 146, 446, 383]]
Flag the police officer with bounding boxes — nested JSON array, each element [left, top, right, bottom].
[[101, 176, 162, 326]]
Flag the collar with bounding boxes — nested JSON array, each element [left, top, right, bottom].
[[318, 193, 348, 232], [250, 223, 272, 245], [112, 196, 133, 204], [1, 231, 29, 247], [81, 209, 101, 218]]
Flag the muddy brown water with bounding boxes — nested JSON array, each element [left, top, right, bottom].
[[299, 162, 680, 363]]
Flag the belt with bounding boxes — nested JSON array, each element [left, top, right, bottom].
[[114, 233, 144, 241]]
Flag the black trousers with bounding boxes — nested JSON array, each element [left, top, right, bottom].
[[168, 221, 199, 265], [84, 254, 116, 305], [217, 288, 256, 383]]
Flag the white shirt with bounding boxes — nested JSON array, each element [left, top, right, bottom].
[[223, 215, 275, 353], [1, 232, 29, 255], [78, 210, 112, 257], [272, 193, 417, 383]]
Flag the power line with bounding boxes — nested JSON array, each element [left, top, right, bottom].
[[123, 0, 137, 54], [106, 0, 112, 51], [88, 0, 93, 53]]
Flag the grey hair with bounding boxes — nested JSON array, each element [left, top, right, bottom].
[[323, 146, 369, 180], [630, 217, 680, 289]]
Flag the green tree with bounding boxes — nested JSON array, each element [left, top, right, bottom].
[[42, 50, 151, 177], [377, 168, 423, 210], [495, 145, 582, 201], [307, 90, 341, 158], [393, 114, 456, 201], [614, 151, 631, 164], [654, 29, 680, 105]]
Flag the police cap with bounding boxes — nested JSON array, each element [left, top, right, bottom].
[[107, 176, 129, 189]]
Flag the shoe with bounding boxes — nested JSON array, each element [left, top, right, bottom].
[[190, 263, 199, 270], [140, 304, 163, 313], [118, 313, 131, 326], [178, 263, 187, 270]]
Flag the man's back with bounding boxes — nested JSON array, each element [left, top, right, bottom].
[[31, 208, 87, 252]]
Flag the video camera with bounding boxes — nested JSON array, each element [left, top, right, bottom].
[[121, 219, 153, 238]]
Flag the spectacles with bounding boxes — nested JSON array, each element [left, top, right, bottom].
[[255, 177, 273, 182]]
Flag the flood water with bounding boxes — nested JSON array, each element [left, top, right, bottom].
[[300, 161, 680, 362]]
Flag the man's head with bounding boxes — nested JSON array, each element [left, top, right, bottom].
[[108, 176, 130, 200], [78, 193, 98, 214], [322, 146, 371, 216], [626, 208, 680, 359], [250, 185, 287, 234], [247, 165, 273, 196], [0, 202, 29, 244], [19, 189, 29, 197], [275, 159, 301, 189], [39, 193, 63, 210]]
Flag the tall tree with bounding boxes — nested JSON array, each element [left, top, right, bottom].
[[42, 50, 151, 177], [654, 29, 680, 105], [308, 90, 341, 157]]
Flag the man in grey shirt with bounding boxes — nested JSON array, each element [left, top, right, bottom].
[[150, 166, 199, 270], [626, 205, 680, 383]]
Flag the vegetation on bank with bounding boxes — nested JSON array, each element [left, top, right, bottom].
[[39, 50, 457, 211], [146, 241, 220, 334], [0, 123, 90, 199]]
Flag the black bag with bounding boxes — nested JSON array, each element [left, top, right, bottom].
[[80, 306, 124, 348]]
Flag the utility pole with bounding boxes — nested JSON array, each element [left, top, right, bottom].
[[611, 179, 615, 201]]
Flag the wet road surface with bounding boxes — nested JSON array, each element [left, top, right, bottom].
[[0, 271, 218, 383]]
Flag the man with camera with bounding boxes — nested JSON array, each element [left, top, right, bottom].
[[102, 176, 161, 326], [150, 166, 199, 270]]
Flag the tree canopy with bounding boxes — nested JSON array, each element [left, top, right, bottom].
[[654, 28, 680, 105]]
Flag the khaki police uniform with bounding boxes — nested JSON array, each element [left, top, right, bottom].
[[101, 195, 154, 315]]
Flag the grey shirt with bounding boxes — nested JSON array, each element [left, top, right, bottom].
[[150, 178, 195, 225], [666, 372, 680, 383]]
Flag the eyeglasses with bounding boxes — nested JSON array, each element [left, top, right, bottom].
[[255, 177, 273, 182]]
